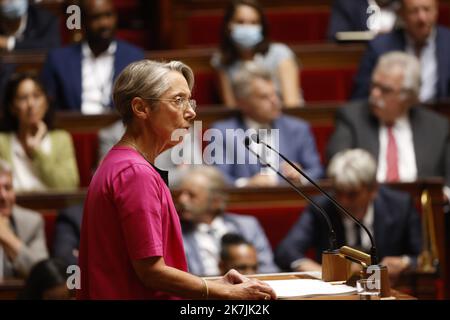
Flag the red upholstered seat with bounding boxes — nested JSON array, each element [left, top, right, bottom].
[[301, 67, 357, 102], [41, 210, 57, 251], [186, 8, 330, 47], [192, 70, 222, 105], [116, 29, 151, 49], [228, 206, 304, 249], [311, 125, 335, 165], [71, 133, 99, 188], [266, 8, 330, 44]]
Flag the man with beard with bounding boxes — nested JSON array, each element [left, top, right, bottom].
[[327, 51, 450, 199], [177, 165, 278, 276], [41, 0, 144, 113]]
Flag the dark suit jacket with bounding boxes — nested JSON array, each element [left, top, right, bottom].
[[53, 203, 83, 267], [351, 26, 450, 100], [41, 40, 145, 111], [326, 100, 450, 187], [327, 0, 373, 41], [275, 186, 422, 270], [0, 4, 60, 50], [210, 114, 323, 184]]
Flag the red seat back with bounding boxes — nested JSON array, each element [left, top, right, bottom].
[[301, 67, 357, 102], [228, 206, 304, 249], [71, 133, 99, 187]]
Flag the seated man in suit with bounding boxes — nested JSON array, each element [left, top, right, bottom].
[[328, 51, 450, 199], [177, 165, 278, 276], [209, 63, 323, 187], [0, 0, 60, 51], [41, 0, 144, 113], [219, 233, 259, 276], [328, 0, 399, 41], [352, 0, 450, 102], [275, 149, 422, 282], [52, 203, 84, 267], [0, 159, 48, 279]]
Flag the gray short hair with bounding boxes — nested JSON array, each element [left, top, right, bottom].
[[113, 60, 195, 125], [374, 51, 421, 97], [183, 165, 227, 193], [182, 165, 228, 211], [232, 62, 272, 100], [0, 159, 12, 176], [327, 149, 377, 190]]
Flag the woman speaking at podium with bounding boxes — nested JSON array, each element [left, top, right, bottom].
[[77, 60, 276, 300]]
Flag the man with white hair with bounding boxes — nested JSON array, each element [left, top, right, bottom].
[[327, 51, 450, 199], [275, 149, 422, 281], [0, 159, 48, 279], [352, 0, 450, 102]]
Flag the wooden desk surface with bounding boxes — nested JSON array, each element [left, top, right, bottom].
[[249, 272, 416, 300], [204, 272, 416, 300]]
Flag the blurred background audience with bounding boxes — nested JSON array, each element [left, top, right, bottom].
[[275, 149, 422, 284], [211, 0, 303, 108], [210, 63, 322, 187], [0, 0, 448, 300], [41, 0, 144, 113], [219, 233, 259, 275], [0, 73, 79, 192], [17, 258, 71, 299], [0, 159, 48, 279], [177, 166, 278, 276]]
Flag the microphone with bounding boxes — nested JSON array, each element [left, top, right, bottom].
[[249, 134, 378, 265], [244, 137, 338, 251]]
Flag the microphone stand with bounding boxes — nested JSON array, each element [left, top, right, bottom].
[[248, 136, 391, 297], [244, 138, 350, 283]]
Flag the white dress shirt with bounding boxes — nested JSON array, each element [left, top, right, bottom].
[[194, 216, 229, 276], [11, 134, 52, 192], [81, 41, 117, 114], [405, 28, 438, 102], [377, 115, 418, 183], [367, 0, 397, 34]]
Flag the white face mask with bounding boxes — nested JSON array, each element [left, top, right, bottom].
[[231, 24, 263, 49], [0, 0, 28, 19]]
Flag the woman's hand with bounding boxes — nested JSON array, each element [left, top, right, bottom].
[[24, 121, 47, 158], [217, 269, 277, 300]]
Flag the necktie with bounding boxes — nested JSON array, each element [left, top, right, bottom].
[[386, 126, 399, 182]]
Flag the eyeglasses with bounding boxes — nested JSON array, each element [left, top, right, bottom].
[[145, 97, 197, 111], [370, 82, 406, 96]]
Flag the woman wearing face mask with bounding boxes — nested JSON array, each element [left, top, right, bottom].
[[0, 0, 60, 51], [211, 0, 303, 108], [0, 73, 79, 192]]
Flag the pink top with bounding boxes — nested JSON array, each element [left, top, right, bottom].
[[77, 146, 187, 299]]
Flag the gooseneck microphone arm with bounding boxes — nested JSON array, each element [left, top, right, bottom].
[[244, 137, 337, 251], [254, 136, 378, 265]]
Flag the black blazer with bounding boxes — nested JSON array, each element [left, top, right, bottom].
[[326, 100, 450, 187], [275, 186, 422, 270], [0, 4, 61, 50]]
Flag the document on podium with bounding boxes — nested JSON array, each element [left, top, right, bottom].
[[263, 279, 357, 299]]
